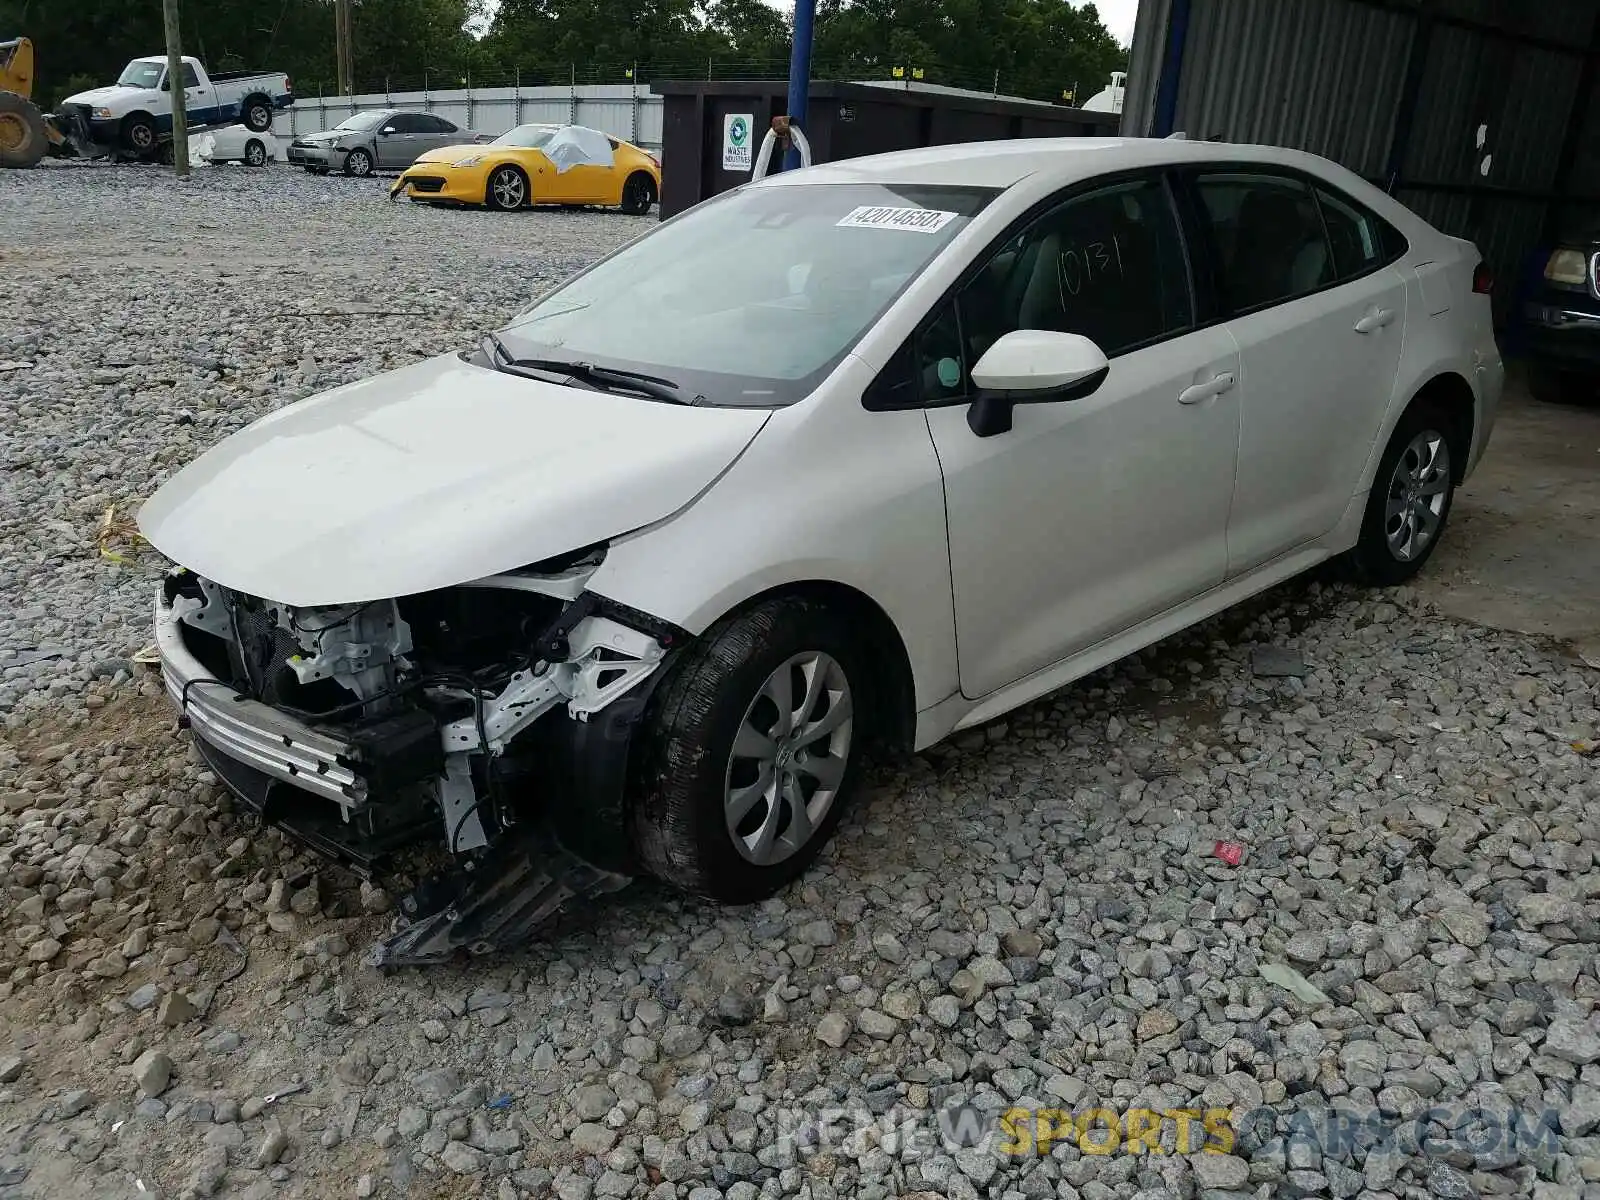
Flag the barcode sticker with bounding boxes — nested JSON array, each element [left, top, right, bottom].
[[836, 206, 958, 234]]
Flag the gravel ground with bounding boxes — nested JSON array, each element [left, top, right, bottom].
[[1, 163, 1599, 1200]]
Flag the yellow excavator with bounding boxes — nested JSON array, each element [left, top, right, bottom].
[[0, 37, 71, 168]]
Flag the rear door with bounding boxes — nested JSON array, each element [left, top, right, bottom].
[[1182, 169, 1408, 575], [418, 114, 462, 155]]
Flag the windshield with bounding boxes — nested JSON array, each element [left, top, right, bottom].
[[493, 125, 558, 149], [501, 183, 995, 407], [335, 111, 388, 132], [118, 61, 165, 89]]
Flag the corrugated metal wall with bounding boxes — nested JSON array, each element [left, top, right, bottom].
[[1124, 0, 1600, 321], [1172, 0, 1413, 177], [285, 84, 664, 155]]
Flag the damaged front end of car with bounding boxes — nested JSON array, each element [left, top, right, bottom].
[[153, 544, 685, 967]]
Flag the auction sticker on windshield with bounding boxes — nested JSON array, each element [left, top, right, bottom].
[[836, 206, 958, 234]]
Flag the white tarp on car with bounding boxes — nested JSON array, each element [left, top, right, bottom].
[[546, 125, 614, 173]]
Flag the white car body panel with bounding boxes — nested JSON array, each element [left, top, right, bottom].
[[925, 322, 1241, 698], [137, 355, 769, 607], [143, 135, 1503, 760]]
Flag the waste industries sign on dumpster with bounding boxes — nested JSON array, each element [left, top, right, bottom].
[[723, 114, 753, 172]]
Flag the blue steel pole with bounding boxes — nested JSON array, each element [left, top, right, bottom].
[[784, 0, 816, 170]]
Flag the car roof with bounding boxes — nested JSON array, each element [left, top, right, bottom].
[[757, 137, 1355, 192]]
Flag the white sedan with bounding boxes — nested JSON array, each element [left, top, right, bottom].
[[139, 137, 1502, 964]]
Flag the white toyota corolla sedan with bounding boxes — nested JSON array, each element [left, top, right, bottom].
[[140, 137, 1502, 963]]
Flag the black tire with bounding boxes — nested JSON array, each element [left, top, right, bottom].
[[1527, 365, 1599, 406], [485, 164, 529, 211], [343, 147, 373, 177], [122, 114, 157, 157], [0, 92, 50, 169], [619, 171, 656, 215], [244, 138, 267, 168], [241, 96, 273, 133], [1345, 399, 1460, 586], [629, 596, 867, 904]]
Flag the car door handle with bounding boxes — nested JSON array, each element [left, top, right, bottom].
[[1354, 308, 1396, 334], [1178, 372, 1236, 405]]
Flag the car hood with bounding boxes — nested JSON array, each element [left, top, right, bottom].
[[138, 354, 771, 607], [65, 85, 148, 107], [296, 130, 344, 145], [413, 141, 494, 164]]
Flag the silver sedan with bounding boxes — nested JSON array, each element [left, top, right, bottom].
[[286, 108, 484, 177]]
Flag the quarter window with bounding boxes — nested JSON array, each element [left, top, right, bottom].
[[888, 176, 1193, 405], [180, 64, 200, 90], [1317, 187, 1404, 280], [1194, 173, 1333, 312]]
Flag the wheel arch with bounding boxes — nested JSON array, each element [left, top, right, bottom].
[[1405, 370, 1477, 483], [485, 160, 530, 206]]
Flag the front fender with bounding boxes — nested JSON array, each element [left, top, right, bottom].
[[585, 357, 959, 715]]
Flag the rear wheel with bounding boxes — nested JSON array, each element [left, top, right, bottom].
[[1345, 400, 1459, 585], [629, 596, 864, 904], [619, 171, 656, 215], [486, 164, 528, 211], [244, 138, 267, 167], [0, 92, 49, 169], [242, 97, 273, 133], [343, 147, 373, 177]]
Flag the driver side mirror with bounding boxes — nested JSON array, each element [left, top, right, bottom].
[[965, 330, 1110, 438], [381, 126, 397, 136], [160, 79, 171, 91]]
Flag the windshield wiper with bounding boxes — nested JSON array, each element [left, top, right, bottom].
[[478, 333, 692, 404]]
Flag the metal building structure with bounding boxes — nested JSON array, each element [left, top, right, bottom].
[[1123, 0, 1600, 320]]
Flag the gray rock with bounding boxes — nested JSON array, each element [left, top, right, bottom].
[[572, 1123, 618, 1156], [816, 1012, 852, 1048], [575, 1084, 617, 1121], [1190, 1154, 1249, 1190], [1544, 1019, 1600, 1065], [131, 1049, 173, 1097], [442, 1141, 486, 1174]]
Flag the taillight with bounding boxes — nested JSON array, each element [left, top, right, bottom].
[[284, 76, 292, 93], [1472, 262, 1494, 294]]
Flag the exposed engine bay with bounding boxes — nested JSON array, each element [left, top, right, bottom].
[[156, 546, 685, 966]]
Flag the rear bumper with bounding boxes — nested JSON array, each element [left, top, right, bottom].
[[155, 589, 364, 808]]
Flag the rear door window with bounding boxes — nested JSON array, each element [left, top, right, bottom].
[[1193, 173, 1334, 313]]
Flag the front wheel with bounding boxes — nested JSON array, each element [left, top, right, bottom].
[[122, 115, 157, 157], [486, 165, 528, 211], [619, 171, 657, 215], [244, 138, 267, 168], [629, 597, 864, 904], [343, 147, 373, 177], [1344, 400, 1459, 585]]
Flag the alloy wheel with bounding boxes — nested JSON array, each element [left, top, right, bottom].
[[1385, 429, 1451, 562], [724, 651, 854, 867], [491, 168, 525, 209]]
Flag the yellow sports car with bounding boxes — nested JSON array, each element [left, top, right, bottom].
[[389, 122, 661, 214]]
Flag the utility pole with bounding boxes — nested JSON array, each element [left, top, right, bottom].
[[335, 0, 354, 97], [162, 0, 190, 177]]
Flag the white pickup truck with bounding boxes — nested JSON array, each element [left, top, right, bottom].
[[56, 56, 293, 159]]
